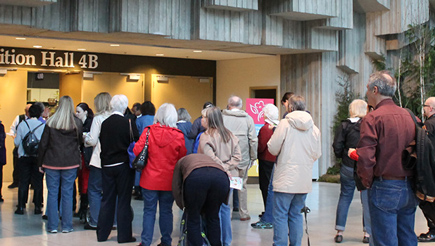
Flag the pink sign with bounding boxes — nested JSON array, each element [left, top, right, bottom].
[[246, 98, 275, 124]]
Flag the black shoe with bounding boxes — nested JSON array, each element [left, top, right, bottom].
[[119, 237, 136, 243], [35, 207, 43, 215], [418, 232, 435, 242], [84, 223, 97, 230], [362, 236, 370, 243], [42, 214, 48, 220], [334, 235, 343, 243], [8, 183, 18, 189], [156, 243, 170, 246], [0, 197, 4, 202], [233, 207, 239, 212], [134, 195, 143, 200], [15, 207, 24, 215]]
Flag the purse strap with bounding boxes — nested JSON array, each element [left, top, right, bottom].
[[129, 119, 134, 142], [144, 127, 150, 147]]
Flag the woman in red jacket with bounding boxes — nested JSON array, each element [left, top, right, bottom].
[[133, 103, 187, 246]]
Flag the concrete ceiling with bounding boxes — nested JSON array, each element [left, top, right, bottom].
[[0, 34, 274, 61]]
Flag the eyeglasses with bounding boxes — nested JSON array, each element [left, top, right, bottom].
[[424, 105, 431, 108]]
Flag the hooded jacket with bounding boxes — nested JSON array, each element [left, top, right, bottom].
[[133, 123, 187, 191], [268, 110, 321, 194], [222, 109, 258, 168]]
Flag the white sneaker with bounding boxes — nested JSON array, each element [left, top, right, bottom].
[[48, 229, 58, 233], [62, 229, 73, 233]]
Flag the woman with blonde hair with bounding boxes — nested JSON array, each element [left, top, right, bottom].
[[84, 92, 112, 230], [198, 106, 241, 246], [134, 103, 187, 246], [332, 99, 371, 244], [37, 96, 83, 233]]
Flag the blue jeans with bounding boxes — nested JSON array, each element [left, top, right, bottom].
[[369, 178, 419, 246], [141, 189, 174, 246], [261, 165, 274, 223], [45, 168, 77, 231], [335, 165, 357, 231], [87, 166, 102, 227], [273, 192, 307, 246], [219, 188, 233, 246]]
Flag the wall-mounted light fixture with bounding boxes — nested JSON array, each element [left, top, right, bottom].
[[0, 67, 18, 76], [120, 73, 141, 81], [156, 75, 169, 83], [83, 71, 102, 79], [192, 76, 211, 83]]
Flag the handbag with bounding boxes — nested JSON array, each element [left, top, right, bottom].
[[131, 127, 150, 171], [127, 119, 136, 168]]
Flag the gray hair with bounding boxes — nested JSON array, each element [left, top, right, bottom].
[[367, 70, 396, 97], [154, 103, 177, 128], [262, 104, 279, 121], [110, 94, 128, 114], [177, 108, 191, 122], [228, 96, 242, 109], [289, 95, 306, 111]]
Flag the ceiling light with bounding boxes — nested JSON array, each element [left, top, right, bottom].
[[77, 48, 86, 51], [110, 44, 120, 47], [16, 37, 26, 40], [33, 45, 42, 48], [193, 50, 202, 53], [156, 54, 164, 56]]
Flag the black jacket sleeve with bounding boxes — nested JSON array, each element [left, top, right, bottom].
[[332, 121, 348, 159]]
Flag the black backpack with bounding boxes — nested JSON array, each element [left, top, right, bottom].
[[403, 109, 435, 199], [22, 120, 44, 157]]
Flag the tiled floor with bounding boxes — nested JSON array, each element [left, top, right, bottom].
[[0, 182, 433, 246]]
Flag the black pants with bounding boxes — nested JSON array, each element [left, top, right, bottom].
[[184, 167, 230, 246], [420, 200, 435, 232], [0, 164, 3, 198], [97, 163, 134, 243], [258, 159, 274, 209], [18, 157, 43, 208], [12, 147, 20, 185]]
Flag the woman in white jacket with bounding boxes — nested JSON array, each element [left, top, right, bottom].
[[267, 95, 321, 246], [84, 92, 112, 230]]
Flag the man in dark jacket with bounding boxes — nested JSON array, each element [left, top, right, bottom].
[[418, 96, 435, 242]]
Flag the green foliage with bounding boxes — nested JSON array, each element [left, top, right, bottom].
[[326, 164, 340, 175], [372, 56, 386, 71], [395, 24, 435, 118], [318, 165, 340, 183]]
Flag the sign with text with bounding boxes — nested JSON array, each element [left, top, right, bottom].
[[246, 98, 274, 125], [0, 48, 99, 69]]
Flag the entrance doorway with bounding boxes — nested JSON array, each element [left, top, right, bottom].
[[27, 72, 60, 104], [250, 87, 277, 105]]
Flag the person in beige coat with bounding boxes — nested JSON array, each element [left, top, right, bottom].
[[267, 95, 321, 246], [222, 95, 258, 221], [198, 106, 241, 246]]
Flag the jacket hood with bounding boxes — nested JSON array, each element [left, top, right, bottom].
[[149, 124, 183, 148], [286, 111, 314, 131], [222, 109, 249, 117]]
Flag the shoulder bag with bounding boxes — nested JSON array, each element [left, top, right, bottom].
[[132, 127, 150, 171]]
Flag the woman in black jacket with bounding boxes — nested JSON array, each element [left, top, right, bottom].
[[37, 96, 83, 233], [75, 102, 94, 219], [97, 94, 138, 243], [332, 99, 370, 244]]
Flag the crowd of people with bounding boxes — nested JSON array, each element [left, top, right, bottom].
[[1, 70, 435, 246]]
